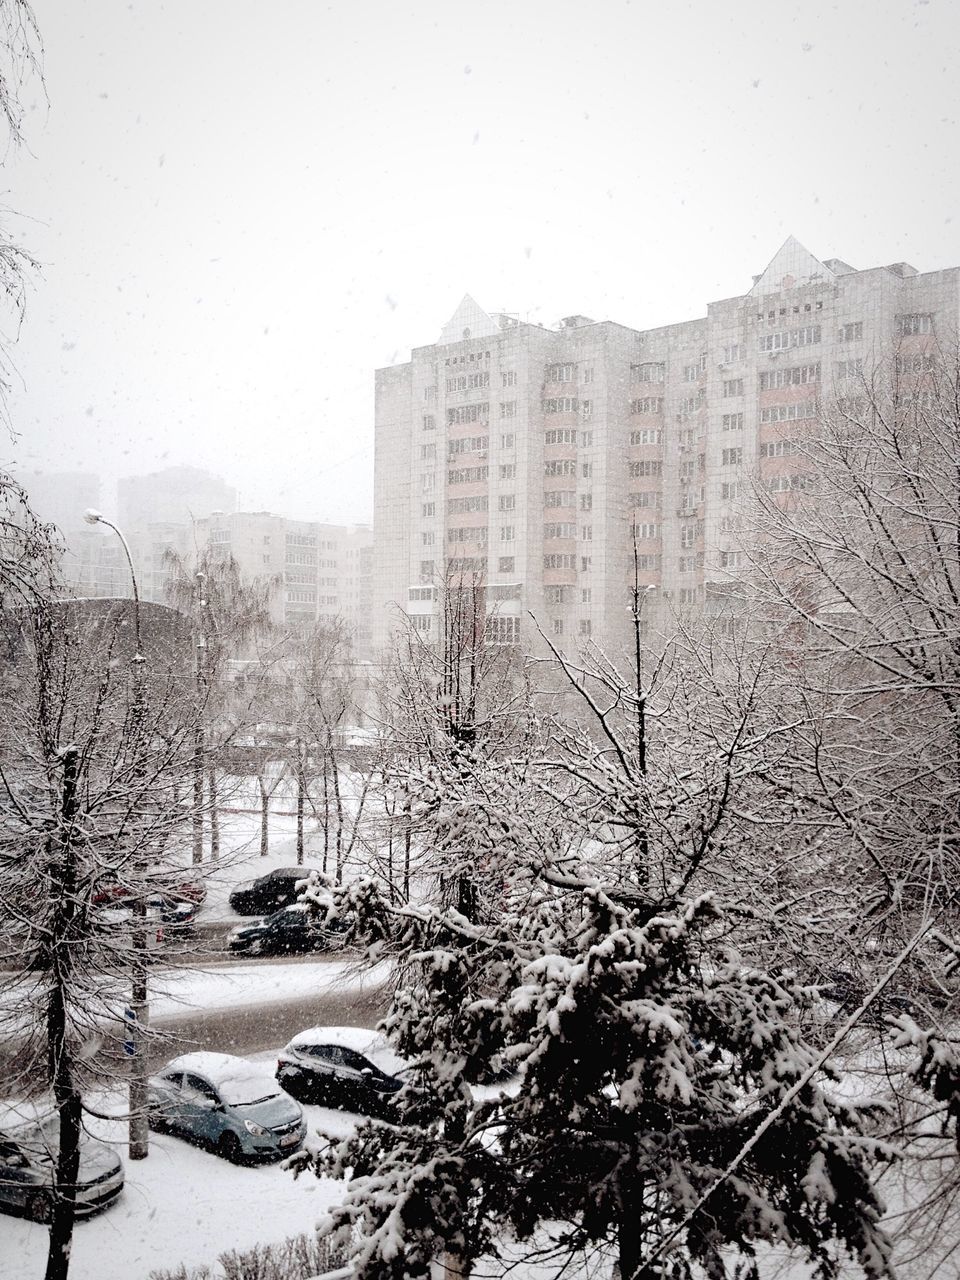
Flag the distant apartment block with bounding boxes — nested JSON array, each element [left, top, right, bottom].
[[372, 239, 960, 656], [187, 511, 373, 650]]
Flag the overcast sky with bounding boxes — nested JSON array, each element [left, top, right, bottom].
[[2, 0, 957, 524]]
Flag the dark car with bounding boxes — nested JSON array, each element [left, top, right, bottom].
[[92, 877, 206, 907], [228, 866, 318, 916], [226, 904, 344, 957], [276, 1026, 410, 1117], [0, 1118, 124, 1222], [148, 1052, 305, 1162]]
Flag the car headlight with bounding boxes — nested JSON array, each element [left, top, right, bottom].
[[243, 1120, 267, 1136]]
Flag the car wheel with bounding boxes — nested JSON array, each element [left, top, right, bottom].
[[25, 1191, 51, 1224], [218, 1131, 243, 1164], [248, 939, 263, 956]]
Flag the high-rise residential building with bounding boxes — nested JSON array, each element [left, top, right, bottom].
[[372, 240, 960, 656]]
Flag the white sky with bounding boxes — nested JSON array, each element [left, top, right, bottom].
[[2, 0, 958, 524]]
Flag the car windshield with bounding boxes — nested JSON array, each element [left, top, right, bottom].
[[215, 1075, 282, 1106]]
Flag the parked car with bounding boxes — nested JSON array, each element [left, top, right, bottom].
[[94, 894, 198, 936], [147, 1052, 305, 1162], [227, 904, 345, 957], [276, 1026, 410, 1117], [0, 1116, 124, 1222], [228, 866, 318, 916]]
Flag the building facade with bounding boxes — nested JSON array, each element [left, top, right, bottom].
[[372, 240, 960, 657]]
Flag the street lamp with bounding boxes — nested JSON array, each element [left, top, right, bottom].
[[83, 507, 150, 1161]]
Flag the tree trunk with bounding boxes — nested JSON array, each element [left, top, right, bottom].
[[207, 764, 220, 860], [192, 722, 204, 864], [296, 738, 305, 865], [617, 1168, 644, 1280], [321, 755, 330, 874], [44, 747, 81, 1280], [258, 774, 269, 856]]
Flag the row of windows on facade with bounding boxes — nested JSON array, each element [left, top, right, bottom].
[[433, 313, 931, 401]]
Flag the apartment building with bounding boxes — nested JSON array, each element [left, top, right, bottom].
[[186, 511, 373, 648], [372, 239, 960, 656]]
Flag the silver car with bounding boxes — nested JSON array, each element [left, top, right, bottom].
[[148, 1051, 305, 1162], [0, 1117, 124, 1222]]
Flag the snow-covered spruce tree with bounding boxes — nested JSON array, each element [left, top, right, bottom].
[[297, 591, 894, 1279], [299, 879, 894, 1280]]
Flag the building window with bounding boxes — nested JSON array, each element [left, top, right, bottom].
[[896, 313, 934, 336], [447, 403, 490, 426], [500, 526, 515, 541], [500, 463, 516, 479], [722, 447, 743, 466], [544, 459, 577, 476], [420, 443, 436, 460], [500, 401, 517, 418], [501, 370, 517, 387], [759, 439, 800, 458], [895, 354, 934, 374], [543, 399, 580, 416], [581, 525, 593, 541], [422, 414, 436, 431], [759, 363, 820, 390], [766, 475, 808, 493], [421, 502, 435, 517], [546, 585, 567, 604], [448, 495, 488, 514], [582, 400, 593, 419], [583, 367, 594, 383], [630, 362, 665, 383], [580, 493, 592, 511], [721, 481, 741, 500], [544, 522, 576, 539], [580, 431, 593, 446], [722, 378, 744, 398], [628, 460, 662, 477], [579, 619, 592, 636], [498, 556, 515, 573], [486, 615, 520, 645], [546, 363, 576, 383], [552, 618, 564, 636], [723, 343, 742, 364], [421, 532, 435, 546], [447, 465, 489, 484], [420, 560, 434, 581], [721, 413, 744, 431], [629, 490, 657, 508], [632, 522, 659, 539], [630, 427, 662, 444], [758, 402, 816, 424], [448, 434, 489, 456], [499, 494, 516, 512], [544, 490, 576, 508], [582, 462, 593, 479], [720, 551, 744, 569], [581, 556, 592, 571], [630, 397, 664, 415], [837, 321, 863, 343], [543, 553, 576, 570], [758, 326, 821, 352], [421, 472, 436, 492], [500, 433, 515, 449]]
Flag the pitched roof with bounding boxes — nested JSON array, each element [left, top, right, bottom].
[[750, 236, 834, 296], [438, 294, 499, 345]]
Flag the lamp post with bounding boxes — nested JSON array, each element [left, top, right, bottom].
[[82, 508, 150, 1161]]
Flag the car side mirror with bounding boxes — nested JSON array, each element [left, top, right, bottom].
[[361, 1068, 373, 1077]]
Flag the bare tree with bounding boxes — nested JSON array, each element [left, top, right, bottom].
[[0, 595, 195, 1280], [163, 546, 276, 862]]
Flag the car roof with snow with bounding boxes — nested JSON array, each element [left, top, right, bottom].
[[158, 1052, 282, 1104], [285, 1025, 409, 1076]]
